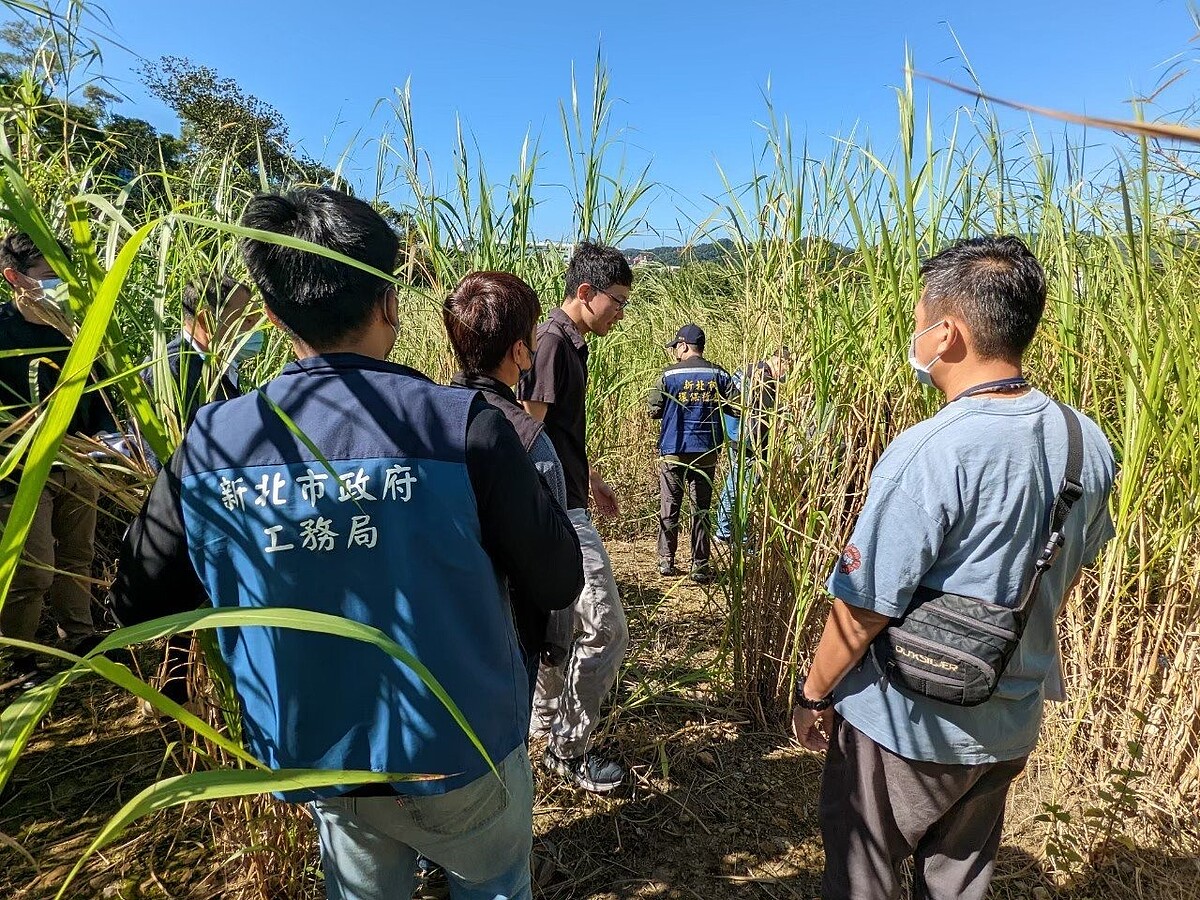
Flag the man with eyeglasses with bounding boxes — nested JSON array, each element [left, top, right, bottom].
[[519, 241, 632, 793]]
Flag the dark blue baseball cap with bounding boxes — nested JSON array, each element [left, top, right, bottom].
[[666, 323, 705, 350]]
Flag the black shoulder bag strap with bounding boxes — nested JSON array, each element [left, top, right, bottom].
[[1014, 400, 1085, 625]]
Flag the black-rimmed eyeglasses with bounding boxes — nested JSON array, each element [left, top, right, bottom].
[[594, 287, 630, 310]]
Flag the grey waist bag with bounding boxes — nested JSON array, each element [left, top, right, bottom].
[[870, 400, 1084, 707]]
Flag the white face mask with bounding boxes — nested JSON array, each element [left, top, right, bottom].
[[907, 320, 946, 387], [13, 275, 67, 328]]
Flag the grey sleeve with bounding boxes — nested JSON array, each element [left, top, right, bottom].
[[648, 374, 666, 419], [467, 403, 582, 612], [825, 475, 945, 619], [530, 433, 569, 510]]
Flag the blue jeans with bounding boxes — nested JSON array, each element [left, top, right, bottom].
[[716, 445, 759, 541], [311, 744, 534, 900]]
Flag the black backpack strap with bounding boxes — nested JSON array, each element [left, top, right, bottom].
[[1016, 400, 1085, 614]]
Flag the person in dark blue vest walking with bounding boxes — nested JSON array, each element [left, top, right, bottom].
[[649, 324, 736, 582], [108, 188, 582, 900]]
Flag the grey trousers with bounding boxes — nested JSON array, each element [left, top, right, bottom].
[[819, 716, 1027, 900], [532, 508, 629, 759], [657, 450, 718, 570]]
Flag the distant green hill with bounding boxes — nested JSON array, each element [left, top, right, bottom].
[[624, 239, 737, 266], [625, 237, 853, 267]]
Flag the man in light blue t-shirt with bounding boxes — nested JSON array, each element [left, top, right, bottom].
[[791, 236, 1116, 900]]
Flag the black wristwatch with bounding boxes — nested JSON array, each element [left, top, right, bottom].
[[794, 679, 834, 711]]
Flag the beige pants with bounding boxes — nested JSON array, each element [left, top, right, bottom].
[[0, 469, 98, 646]]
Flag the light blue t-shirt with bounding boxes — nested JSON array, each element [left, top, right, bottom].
[[829, 389, 1116, 765]]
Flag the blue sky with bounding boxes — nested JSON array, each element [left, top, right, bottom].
[[57, 0, 1200, 242]]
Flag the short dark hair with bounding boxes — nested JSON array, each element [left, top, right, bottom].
[[443, 272, 541, 374], [919, 235, 1047, 362], [181, 276, 250, 322], [564, 241, 633, 299], [0, 231, 70, 275], [239, 188, 399, 347]]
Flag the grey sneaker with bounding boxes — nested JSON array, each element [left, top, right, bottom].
[[544, 750, 626, 793], [658, 559, 680, 577]]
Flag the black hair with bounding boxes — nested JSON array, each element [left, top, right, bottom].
[[239, 188, 399, 348], [182, 276, 250, 322], [919, 235, 1047, 362], [564, 241, 633, 299], [0, 231, 70, 275]]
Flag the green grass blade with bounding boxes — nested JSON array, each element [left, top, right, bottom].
[[55, 766, 435, 899], [91, 606, 494, 777], [0, 217, 160, 614], [85, 655, 263, 769]]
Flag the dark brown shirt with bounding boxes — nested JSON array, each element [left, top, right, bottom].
[[518, 307, 590, 510]]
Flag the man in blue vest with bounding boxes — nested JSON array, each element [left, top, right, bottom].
[[648, 324, 736, 582], [108, 188, 583, 900], [791, 236, 1115, 900]]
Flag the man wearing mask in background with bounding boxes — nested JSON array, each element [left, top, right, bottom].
[[792, 236, 1116, 900], [142, 275, 260, 431], [715, 345, 792, 545], [0, 231, 117, 690], [519, 241, 632, 794], [648, 323, 736, 583]]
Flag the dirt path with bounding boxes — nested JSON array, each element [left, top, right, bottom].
[[0, 538, 1196, 899], [529, 539, 824, 899], [535, 539, 1200, 900]]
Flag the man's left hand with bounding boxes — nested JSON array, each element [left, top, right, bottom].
[[791, 705, 834, 752], [590, 472, 620, 518]]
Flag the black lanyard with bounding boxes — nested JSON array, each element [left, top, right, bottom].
[[951, 377, 1029, 403]]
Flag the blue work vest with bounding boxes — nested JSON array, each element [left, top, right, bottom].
[[655, 359, 735, 456], [177, 353, 526, 802]]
